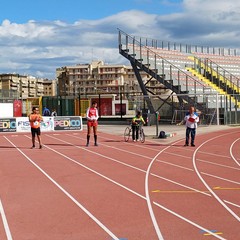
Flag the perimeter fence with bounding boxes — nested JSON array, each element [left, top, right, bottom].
[[1, 91, 240, 125], [41, 92, 240, 126]]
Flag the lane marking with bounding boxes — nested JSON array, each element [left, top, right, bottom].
[[223, 200, 240, 209], [151, 173, 212, 196], [4, 136, 120, 240], [201, 172, 240, 185], [144, 138, 225, 240], [230, 138, 240, 167], [0, 199, 13, 240], [61, 133, 239, 214], [197, 158, 240, 171], [204, 232, 223, 236], [192, 133, 240, 222], [98, 132, 232, 160], [152, 186, 240, 193], [213, 187, 240, 190], [201, 230, 223, 236], [152, 190, 209, 193], [73, 133, 240, 172], [68, 132, 239, 201], [112, 238, 128, 240], [10, 133, 233, 239], [153, 201, 226, 240], [145, 145, 169, 240], [45, 134, 227, 239], [156, 159, 193, 171]]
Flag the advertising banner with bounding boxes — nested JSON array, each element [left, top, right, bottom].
[[41, 117, 55, 132], [54, 116, 82, 131], [0, 103, 13, 118], [0, 116, 82, 133], [0, 118, 16, 132], [13, 100, 22, 117], [16, 117, 54, 132]]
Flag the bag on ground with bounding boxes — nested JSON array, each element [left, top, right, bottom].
[[159, 131, 166, 139]]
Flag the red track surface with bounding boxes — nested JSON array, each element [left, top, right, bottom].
[[0, 127, 239, 240]]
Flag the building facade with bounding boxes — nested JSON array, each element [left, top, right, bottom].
[[0, 74, 56, 99], [56, 61, 166, 97], [43, 79, 57, 96]]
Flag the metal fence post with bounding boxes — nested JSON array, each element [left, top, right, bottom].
[[156, 111, 159, 137]]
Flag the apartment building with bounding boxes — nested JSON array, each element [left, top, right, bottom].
[[56, 61, 165, 97], [0, 74, 55, 99], [43, 79, 57, 96]]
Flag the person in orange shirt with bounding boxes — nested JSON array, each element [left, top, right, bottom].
[[28, 106, 43, 149]]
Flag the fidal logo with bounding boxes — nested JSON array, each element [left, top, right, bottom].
[[41, 120, 53, 129]]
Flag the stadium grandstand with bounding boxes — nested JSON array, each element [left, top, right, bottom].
[[118, 29, 240, 125]]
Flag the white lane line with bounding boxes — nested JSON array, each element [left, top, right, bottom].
[[4, 136, 119, 240], [0, 199, 13, 240], [156, 159, 194, 171], [198, 150, 232, 159], [65, 133, 240, 210], [144, 139, 224, 240], [67, 133, 158, 158], [151, 173, 212, 197], [69, 131, 215, 198], [197, 158, 240, 171], [158, 151, 238, 170], [145, 145, 172, 240], [153, 200, 227, 239], [152, 172, 240, 208], [230, 138, 240, 167], [224, 200, 240, 209], [44, 134, 226, 239], [76, 133, 240, 172], [201, 172, 240, 185], [192, 133, 240, 222]]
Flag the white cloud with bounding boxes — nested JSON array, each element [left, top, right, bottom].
[[0, 1, 240, 78]]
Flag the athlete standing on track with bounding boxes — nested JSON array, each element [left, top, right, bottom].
[[86, 101, 99, 147], [184, 106, 199, 147], [28, 106, 43, 149]]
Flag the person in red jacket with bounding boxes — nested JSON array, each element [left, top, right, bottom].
[[86, 101, 99, 146], [28, 106, 43, 149]]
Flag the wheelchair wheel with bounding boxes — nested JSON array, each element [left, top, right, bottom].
[[124, 127, 131, 142], [139, 129, 145, 143]]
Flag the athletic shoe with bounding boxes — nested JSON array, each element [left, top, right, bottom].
[[191, 144, 195, 147], [184, 144, 189, 147], [31, 145, 35, 149]]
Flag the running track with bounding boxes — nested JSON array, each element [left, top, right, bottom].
[[0, 127, 239, 240]]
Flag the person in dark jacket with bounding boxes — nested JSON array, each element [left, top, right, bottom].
[[42, 106, 51, 116]]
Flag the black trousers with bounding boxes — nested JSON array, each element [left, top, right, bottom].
[[132, 125, 139, 140], [185, 127, 196, 145]]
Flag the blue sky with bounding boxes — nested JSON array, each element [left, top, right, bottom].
[[1, 0, 182, 23], [0, 0, 240, 79]]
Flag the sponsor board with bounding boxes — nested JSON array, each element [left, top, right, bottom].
[[0, 118, 16, 132], [16, 117, 54, 132], [0, 116, 82, 133], [54, 116, 82, 131]]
